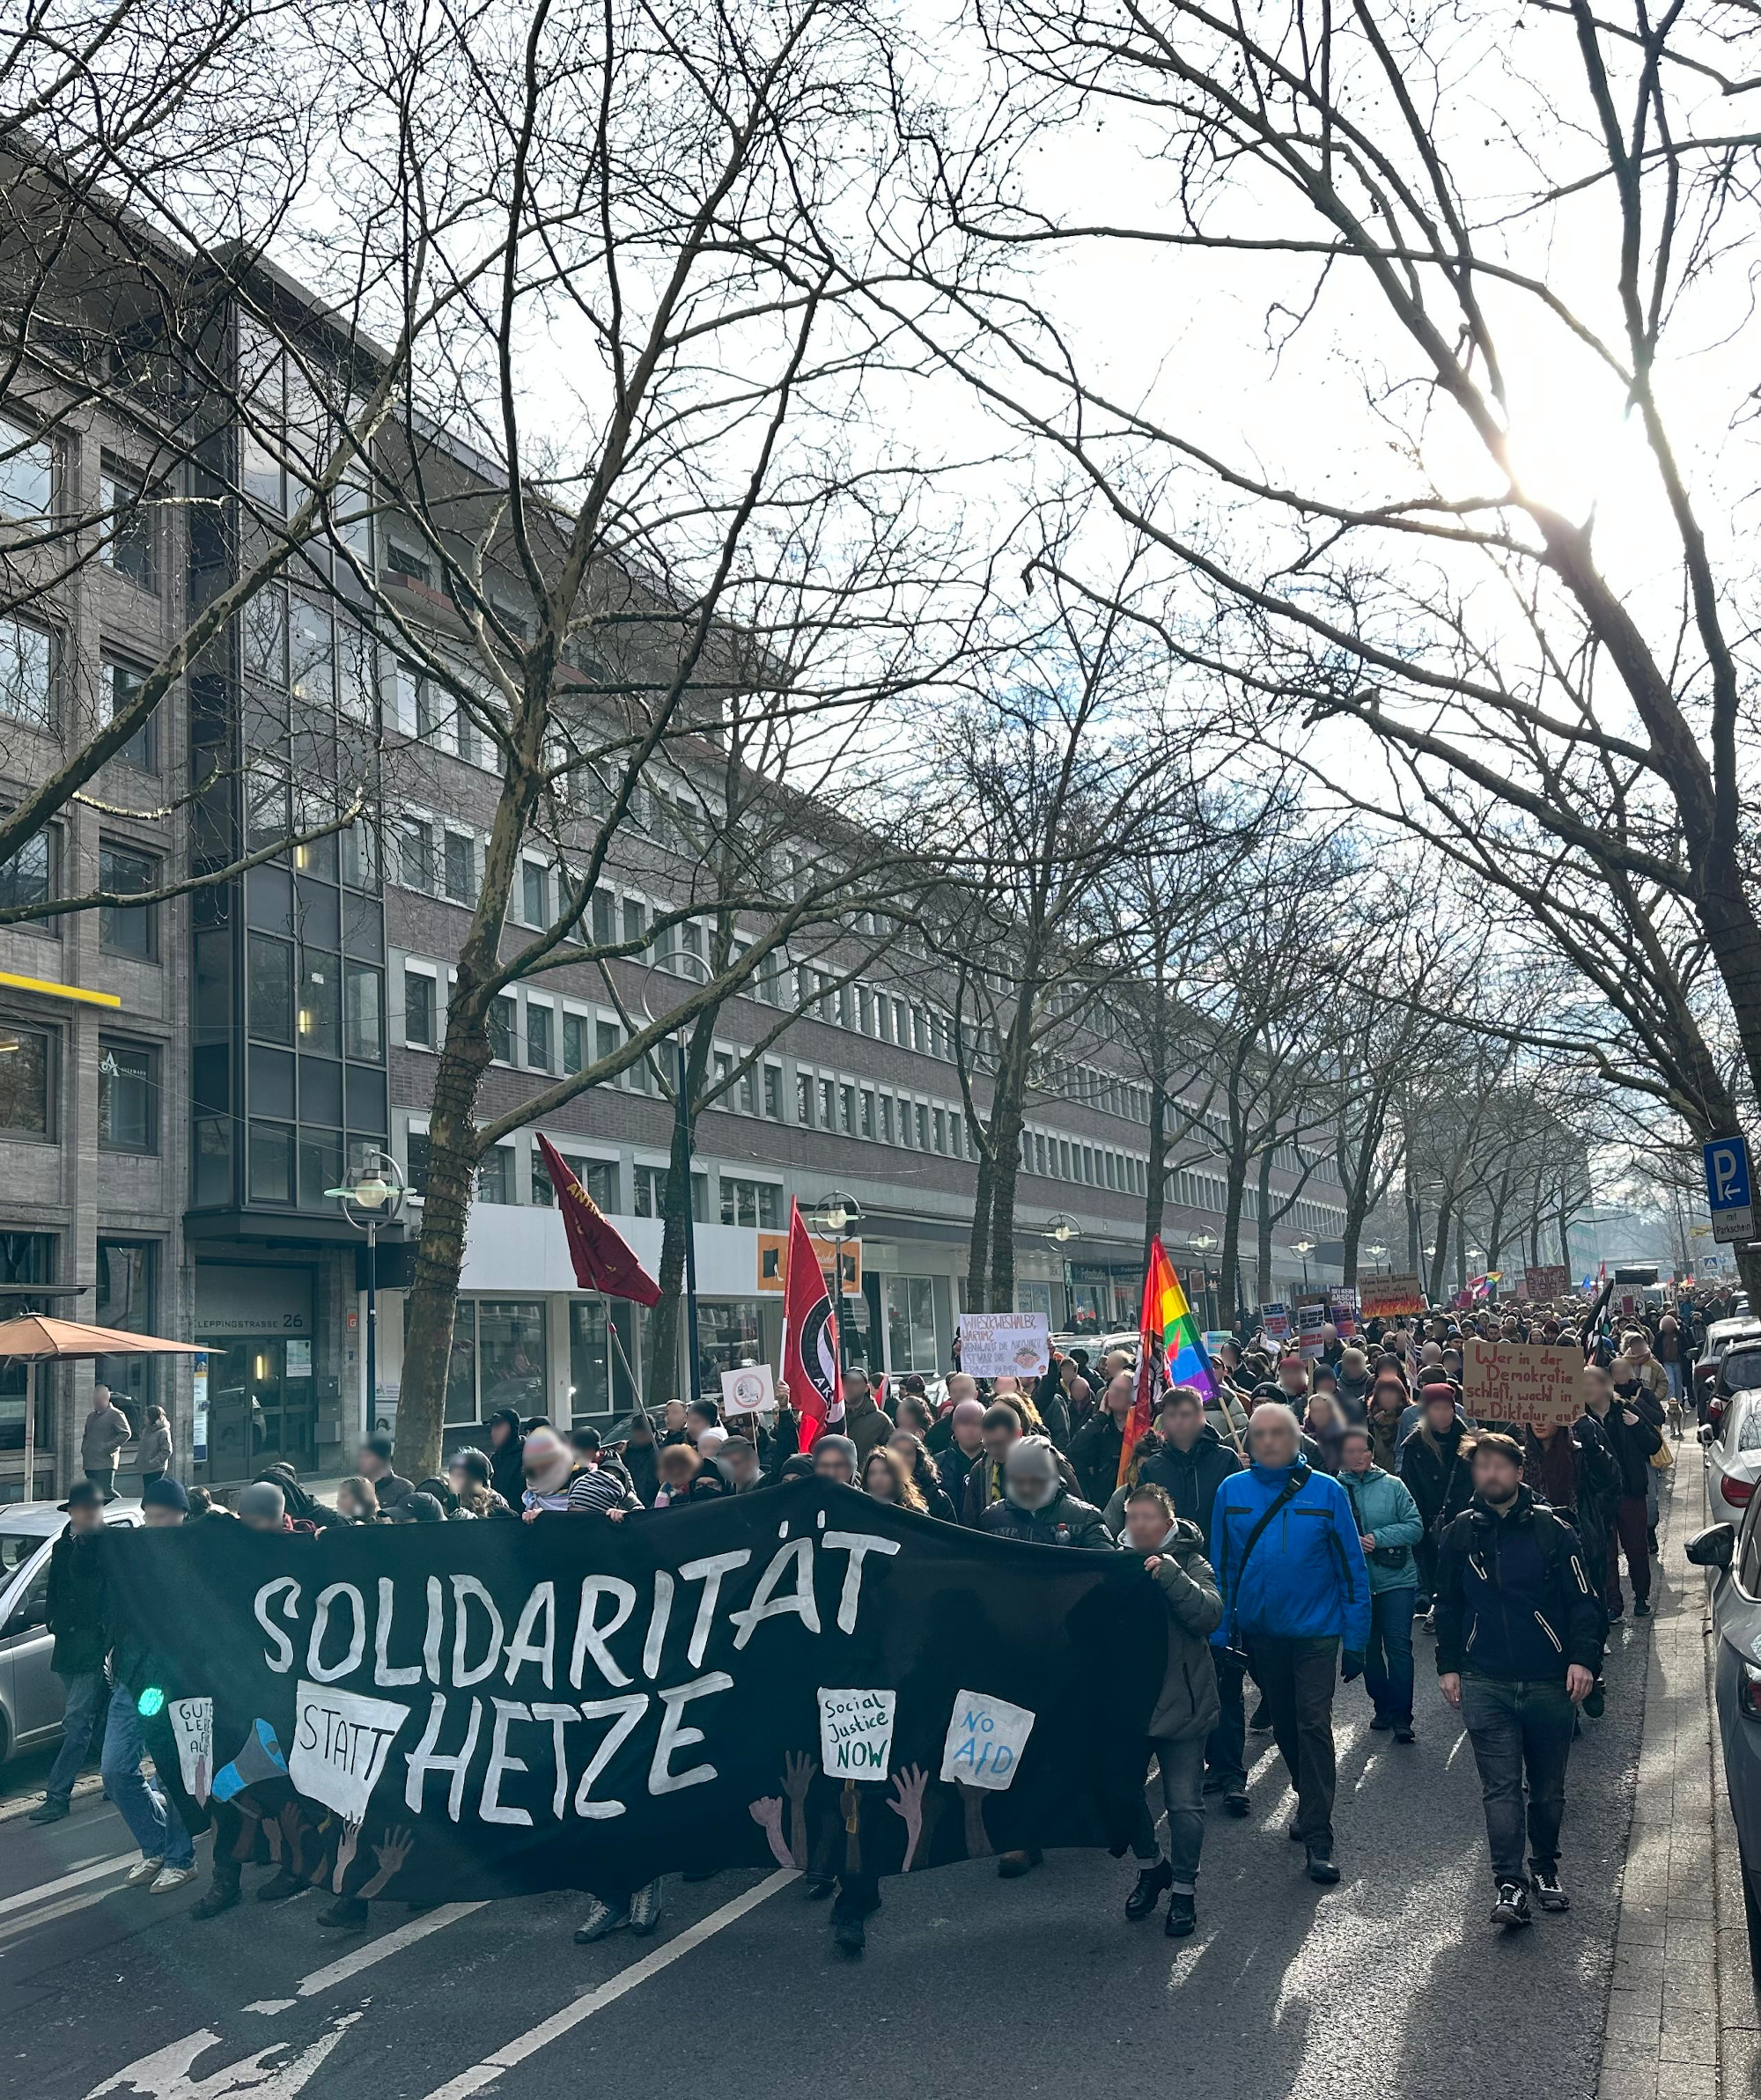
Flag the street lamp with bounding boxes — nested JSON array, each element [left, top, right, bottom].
[[328, 1149, 406, 1438], [809, 1192, 864, 1372], [1042, 1213, 1077, 1329], [1364, 1243, 1388, 1273], [1290, 1236, 1315, 1289]]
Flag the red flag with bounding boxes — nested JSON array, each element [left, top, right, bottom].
[[781, 1197, 842, 1449], [535, 1135, 661, 1306]]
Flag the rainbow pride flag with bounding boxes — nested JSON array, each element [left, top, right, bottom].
[[1120, 1236, 1219, 1485]]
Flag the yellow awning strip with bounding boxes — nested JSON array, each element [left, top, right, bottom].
[[0, 970, 122, 1010]]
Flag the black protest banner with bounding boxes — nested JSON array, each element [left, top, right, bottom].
[[100, 1484, 1165, 1905]]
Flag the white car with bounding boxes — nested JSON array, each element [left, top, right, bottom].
[[0, 1499, 143, 1765], [1707, 1392, 1761, 1529]]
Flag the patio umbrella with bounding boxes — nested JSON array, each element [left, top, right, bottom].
[[0, 1317, 204, 1496]]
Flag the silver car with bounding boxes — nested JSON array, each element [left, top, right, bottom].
[[1706, 1390, 1761, 1528], [1689, 1502, 1761, 1982], [0, 1499, 141, 1765]]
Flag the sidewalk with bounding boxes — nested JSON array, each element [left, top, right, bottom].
[[1598, 1440, 1758, 2100]]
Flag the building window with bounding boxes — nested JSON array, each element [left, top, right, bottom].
[[475, 1145, 516, 1203], [99, 843, 157, 959], [880, 1094, 895, 1144], [532, 1148, 617, 1211], [488, 994, 516, 1064], [737, 1065, 758, 1115], [526, 1001, 553, 1072], [248, 1119, 294, 1203], [860, 1087, 875, 1139], [343, 962, 384, 1060], [387, 541, 432, 588], [443, 831, 475, 903], [719, 1176, 781, 1230], [521, 861, 548, 927], [100, 464, 156, 591], [622, 896, 645, 947], [763, 1064, 783, 1119], [591, 890, 615, 944], [248, 934, 294, 1043], [697, 1299, 764, 1381], [0, 416, 52, 519], [297, 951, 340, 1053], [818, 1077, 835, 1128], [634, 1163, 707, 1222], [105, 658, 157, 771], [404, 966, 435, 1048], [563, 1011, 585, 1075], [399, 819, 435, 893], [95, 1239, 158, 1422], [0, 1024, 54, 1137], [0, 614, 53, 727], [0, 829, 54, 918], [796, 1071, 814, 1125], [885, 1276, 939, 1374]]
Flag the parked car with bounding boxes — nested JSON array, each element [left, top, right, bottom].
[[1688, 1501, 1761, 1985], [0, 1499, 141, 1766], [1697, 1317, 1761, 1428], [1705, 1392, 1761, 1527]]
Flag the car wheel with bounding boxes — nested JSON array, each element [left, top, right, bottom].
[[0, 1709, 11, 1772]]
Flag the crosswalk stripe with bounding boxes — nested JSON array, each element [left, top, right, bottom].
[[295, 1903, 487, 1996], [420, 1870, 798, 2100], [0, 1853, 131, 1919]]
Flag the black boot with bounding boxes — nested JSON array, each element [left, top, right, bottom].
[[317, 1896, 370, 1929], [1306, 1845, 1340, 1885], [1125, 1858, 1172, 1920], [191, 1860, 242, 1920], [1165, 1890, 1197, 1938], [831, 1914, 866, 1958], [255, 1867, 302, 1902]]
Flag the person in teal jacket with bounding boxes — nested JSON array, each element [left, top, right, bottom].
[[1209, 1403, 1371, 1883], [1337, 1426, 1424, 1741]]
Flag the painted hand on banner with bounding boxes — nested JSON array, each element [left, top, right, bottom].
[[332, 1819, 363, 1895], [232, 1798, 266, 1864], [955, 1778, 991, 1859], [782, 1750, 817, 1868], [887, 1765, 934, 1871], [262, 1810, 284, 1866], [279, 1802, 309, 1879], [748, 1797, 794, 1870], [359, 1826, 415, 1898]]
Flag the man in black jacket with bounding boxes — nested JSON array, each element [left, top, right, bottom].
[[1138, 1388, 1249, 1813], [1436, 1434, 1602, 1931], [1581, 1362, 1662, 1617], [25, 1481, 109, 1824], [1068, 1373, 1133, 1505]]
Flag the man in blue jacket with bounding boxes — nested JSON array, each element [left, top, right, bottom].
[[1435, 1432, 1603, 1931], [1210, 1403, 1371, 1883]]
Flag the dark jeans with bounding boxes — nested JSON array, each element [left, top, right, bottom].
[[1608, 1495, 1650, 1608], [1248, 1634, 1340, 1849], [1205, 1652, 1247, 1788], [1128, 1735, 1206, 1891], [141, 1470, 165, 1489], [1363, 1588, 1416, 1724], [831, 1872, 880, 1923], [84, 1468, 115, 1497], [44, 1669, 108, 1806], [1414, 1530, 1440, 1607], [1458, 1672, 1576, 1885]]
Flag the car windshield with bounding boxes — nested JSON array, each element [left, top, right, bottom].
[[0, 1531, 44, 1578], [1726, 1352, 1761, 1398]]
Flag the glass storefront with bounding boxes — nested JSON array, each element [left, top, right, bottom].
[[443, 1299, 547, 1426], [203, 1337, 317, 1479], [95, 1238, 158, 1431], [696, 1298, 763, 1382], [884, 1276, 939, 1373]]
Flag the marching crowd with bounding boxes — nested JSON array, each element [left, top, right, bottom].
[[20, 1287, 1715, 1957]]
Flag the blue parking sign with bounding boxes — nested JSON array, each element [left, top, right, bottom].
[[1705, 1135, 1754, 1243]]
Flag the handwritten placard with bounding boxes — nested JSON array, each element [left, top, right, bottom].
[[1462, 1337, 1583, 1433], [957, 1313, 1050, 1380], [817, 1687, 896, 1779], [168, 1697, 213, 1806], [1360, 1274, 1425, 1319], [1522, 1266, 1570, 1303], [290, 1682, 413, 1824], [939, 1688, 1035, 1791], [1259, 1301, 1290, 1340]]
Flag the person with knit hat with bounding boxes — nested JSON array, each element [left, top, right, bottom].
[[1399, 1382, 1476, 1625]]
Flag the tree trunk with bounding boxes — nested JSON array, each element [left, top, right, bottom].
[[394, 1014, 492, 1479], [1256, 1150, 1275, 1290], [645, 1026, 714, 1404], [1405, 1185, 1423, 1274], [1426, 1203, 1454, 1307], [965, 1142, 996, 1318], [1219, 1149, 1249, 1318], [987, 1100, 1026, 1314], [1142, 1083, 1168, 1270]]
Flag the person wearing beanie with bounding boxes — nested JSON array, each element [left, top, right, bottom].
[[356, 1433, 413, 1511], [810, 1434, 858, 1484], [1399, 1383, 1476, 1624]]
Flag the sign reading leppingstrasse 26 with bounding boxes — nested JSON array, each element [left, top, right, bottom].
[[99, 1485, 1163, 1907], [1462, 1337, 1585, 1433]]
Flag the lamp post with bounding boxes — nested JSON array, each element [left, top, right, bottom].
[[640, 950, 712, 1404], [1186, 1231, 1219, 1330], [1043, 1213, 1077, 1329], [1291, 1236, 1315, 1291], [809, 1193, 863, 1372], [328, 1150, 406, 1437], [1364, 1242, 1388, 1275]]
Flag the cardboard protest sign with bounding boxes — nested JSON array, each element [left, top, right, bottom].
[[1259, 1302, 1290, 1341], [1462, 1337, 1584, 1433], [1360, 1274, 1425, 1319], [103, 1484, 1162, 1905], [940, 1689, 1035, 1790], [1522, 1266, 1570, 1303], [1327, 1286, 1359, 1337], [818, 1687, 896, 1779], [956, 1312, 1050, 1379], [1295, 1294, 1329, 1359], [720, 1364, 775, 1415]]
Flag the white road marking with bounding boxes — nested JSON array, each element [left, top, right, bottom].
[[0, 1884, 132, 1941], [0, 1851, 131, 1918], [85, 2012, 360, 2100], [420, 1870, 799, 2100], [294, 1902, 486, 1997], [239, 2003, 295, 2019]]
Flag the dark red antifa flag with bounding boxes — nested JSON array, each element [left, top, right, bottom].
[[101, 1485, 1167, 1908], [781, 1197, 842, 1448], [536, 1134, 660, 1306]]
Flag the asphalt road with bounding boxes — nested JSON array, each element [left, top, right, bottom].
[[0, 1586, 1655, 2100]]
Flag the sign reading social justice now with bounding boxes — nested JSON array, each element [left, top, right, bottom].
[[99, 1485, 1163, 1906], [1462, 1337, 1584, 1433], [956, 1312, 1050, 1379]]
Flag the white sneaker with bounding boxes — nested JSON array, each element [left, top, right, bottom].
[[150, 1865, 198, 1894], [125, 1855, 165, 1887]]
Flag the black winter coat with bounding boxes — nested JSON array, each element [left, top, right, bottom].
[[978, 1490, 1114, 1550], [1593, 1396, 1662, 1499], [1399, 1417, 1475, 1532], [1434, 1486, 1603, 1680], [1068, 1412, 1126, 1506], [46, 1523, 106, 1676], [1136, 1428, 1242, 1553]]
